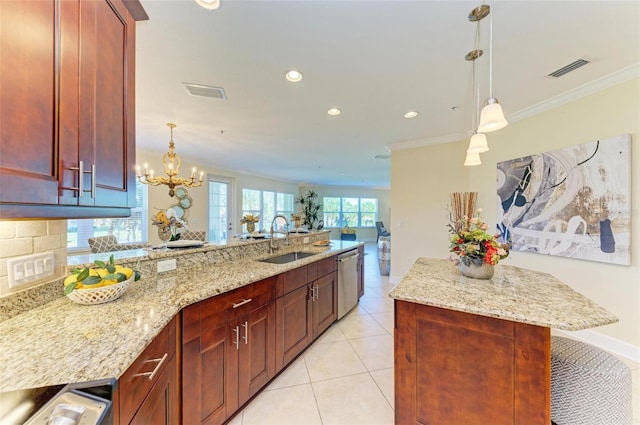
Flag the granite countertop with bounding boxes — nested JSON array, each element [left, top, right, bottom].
[[389, 257, 618, 330], [0, 240, 361, 392]]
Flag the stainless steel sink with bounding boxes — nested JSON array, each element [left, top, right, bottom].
[[258, 251, 317, 264]]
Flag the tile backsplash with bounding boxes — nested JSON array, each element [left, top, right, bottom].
[[0, 220, 68, 296]]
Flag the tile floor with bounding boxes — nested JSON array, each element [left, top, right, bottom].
[[229, 243, 640, 425]]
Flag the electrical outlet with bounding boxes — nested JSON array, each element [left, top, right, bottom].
[[7, 253, 55, 289], [303, 237, 310, 244], [157, 259, 177, 273]]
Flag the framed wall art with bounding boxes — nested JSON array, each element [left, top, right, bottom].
[[497, 134, 631, 265]]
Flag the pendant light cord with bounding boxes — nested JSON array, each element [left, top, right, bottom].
[[489, 10, 493, 98]]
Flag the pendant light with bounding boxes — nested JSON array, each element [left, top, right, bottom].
[[466, 14, 489, 155], [195, 0, 221, 10], [478, 7, 508, 132], [464, 151, 482, 166]]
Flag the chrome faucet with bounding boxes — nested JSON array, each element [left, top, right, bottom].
[[270, 215, 290, 254]]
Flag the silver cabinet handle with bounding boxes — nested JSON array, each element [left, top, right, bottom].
[[314, 284, 319, 301], [232, 298, 252, 308], [133, 352, 168, 381], [62, 161, 96, 199], [78, 161, 84, 198], [233, 326, 239, 350], [242, 321, 248, 345], [89, 163, 96, 198]]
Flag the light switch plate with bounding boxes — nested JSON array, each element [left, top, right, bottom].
[[7, 253, 55, 289], [157, 259, 176, 273]]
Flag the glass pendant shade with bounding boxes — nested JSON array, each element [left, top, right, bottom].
[[467, 132, 489, 153], [195, 0, 221, 10], [464, 151, 482, 166], [478, 97, 508, 133]]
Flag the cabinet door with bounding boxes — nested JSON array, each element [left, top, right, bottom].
[[313, 272, 338, 337], [0, 0, 60, 204], [130, 355, 178, 425], [275, 285, 313, 371], [238, 302, 276, 406], [75, 0, 135, 208], [182, 299, 231, 425]]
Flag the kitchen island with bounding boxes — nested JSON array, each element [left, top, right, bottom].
[[389, 258, 618, 425]]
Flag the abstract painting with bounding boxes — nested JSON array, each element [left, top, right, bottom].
[[497, 134, 631, 265]]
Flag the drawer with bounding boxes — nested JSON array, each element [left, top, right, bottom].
[[227, 276, 275, 320], [119, 316, 177, 425], [316, 255, 337, 278], [275, 265, 308, 297]]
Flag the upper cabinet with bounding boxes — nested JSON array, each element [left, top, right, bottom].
[[0, 0, 147, 219]]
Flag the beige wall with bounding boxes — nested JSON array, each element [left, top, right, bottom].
[[299, 185, 391, 241], [390, 78, 640, 349]]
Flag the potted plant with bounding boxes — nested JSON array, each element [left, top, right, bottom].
[[448, 208, 509, 279], [339, 217, 357, 240], [296, 190, 322, 230]]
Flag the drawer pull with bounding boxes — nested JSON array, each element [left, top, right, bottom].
[[134, 352, 168, 381], [232, 298, 253, 308]]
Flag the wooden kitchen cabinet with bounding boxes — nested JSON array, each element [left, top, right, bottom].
[[181, 277, 276, 425], [313, 271, 338, 337], [117, 316, 179, 425], [394, 301, 550, 425], [0, 0, 146, 219], [275, 256, 337, 371]]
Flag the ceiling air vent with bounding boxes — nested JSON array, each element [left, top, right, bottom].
[[547, 59, 591, 78], [182, 82, 227, 99]]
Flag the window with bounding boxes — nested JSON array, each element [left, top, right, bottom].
[[67, 183, 148, 251], [242, 189, 294, 231], [323, 197, 377, 228]]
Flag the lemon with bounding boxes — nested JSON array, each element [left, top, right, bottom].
[[64, 274, 79, 286], [115, 266, 134, 280], [96, 268, 110, 278]]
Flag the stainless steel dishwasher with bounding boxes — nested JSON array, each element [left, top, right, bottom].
[[337, 249, 359, 319]]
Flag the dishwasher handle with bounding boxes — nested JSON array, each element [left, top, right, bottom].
[[338, 250, 359, 262]]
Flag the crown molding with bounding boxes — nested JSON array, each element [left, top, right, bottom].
[[387, 63, 640, 152], [508, 63, 640, 124]]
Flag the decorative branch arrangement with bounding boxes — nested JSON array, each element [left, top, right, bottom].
[[449, 192, 478, 232]]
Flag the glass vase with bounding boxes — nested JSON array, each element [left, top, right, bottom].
[[246, 222, 256, 234], [157, 227, 171, 248]]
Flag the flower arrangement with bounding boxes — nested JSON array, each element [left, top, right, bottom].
[[152, 208, 187, 241], [241, 214, 260, 233], [448, 208, 509, 266]]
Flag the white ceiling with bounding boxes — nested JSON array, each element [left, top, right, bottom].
[[135, 0, 640, 189]]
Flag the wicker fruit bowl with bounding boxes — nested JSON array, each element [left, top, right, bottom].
[[66, 275, 134, 305], [64, 254, 140, 305]]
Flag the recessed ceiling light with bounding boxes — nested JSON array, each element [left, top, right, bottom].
[[404, 111, 418, 119], [195, 0, 220, 10], [327, 108, 341, 116], [285, 70, 303, 82]]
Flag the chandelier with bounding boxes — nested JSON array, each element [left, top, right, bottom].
[[136, 123, 203, 197]]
